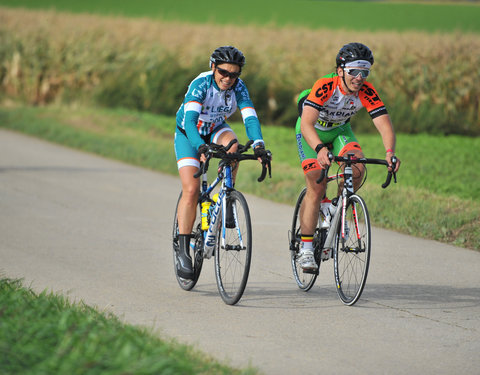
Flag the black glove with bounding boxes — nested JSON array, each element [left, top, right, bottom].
[[197, 144, 209, 156], [254, 145, 272, 163]]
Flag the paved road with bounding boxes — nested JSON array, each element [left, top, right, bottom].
[[1, 128, 479, 375]]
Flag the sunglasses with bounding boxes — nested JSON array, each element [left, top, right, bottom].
[[344, 68, 370, 78], [216, 67, 241, 79]]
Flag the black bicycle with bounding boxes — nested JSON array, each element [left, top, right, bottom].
[[289, 152, 397, 305], [173, 140, 271, 305]]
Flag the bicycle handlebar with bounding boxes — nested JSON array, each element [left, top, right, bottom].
[[316, 152, 397, 188], [193, 140, 272, 182]]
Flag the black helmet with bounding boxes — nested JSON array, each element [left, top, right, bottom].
[[210, 46, 246, 68], [336, 42, 374, 67]]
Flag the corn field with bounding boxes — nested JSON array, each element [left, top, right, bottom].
[[1, 8, 479, 135]]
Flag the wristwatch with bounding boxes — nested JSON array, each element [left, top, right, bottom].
[[315, 143, 326, 154]]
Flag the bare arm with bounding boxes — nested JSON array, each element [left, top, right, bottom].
[[372, 114, 400, 172], [300, 106, 331, 167]]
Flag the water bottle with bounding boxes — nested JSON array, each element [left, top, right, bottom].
[[329, 197, 339, 217], [328, 197, 338, 220], [201, 201, 211, 230], [320, 198, 332, 228]]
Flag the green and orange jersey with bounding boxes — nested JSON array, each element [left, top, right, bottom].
[[303, 73, 388, 130]]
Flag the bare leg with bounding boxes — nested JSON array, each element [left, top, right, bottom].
[[337, 149, 366, 196], [215, 130, 239, 181], [177, 165, 200, 234], [300, 168, 327, 235]]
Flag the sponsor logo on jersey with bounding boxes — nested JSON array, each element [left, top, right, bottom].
[[303, 161, 317, 172], [296, 134, 305, 159], [192, 89, 203, 99]]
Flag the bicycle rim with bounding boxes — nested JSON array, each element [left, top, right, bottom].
[[290, 188, 318, 291], [333, 195, 371, 305], [173, 192, 203, 291], [215, 190, 252, 305]]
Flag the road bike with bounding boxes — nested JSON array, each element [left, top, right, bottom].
[[289, 152, 397, 305], [173, 140, 271, 305]]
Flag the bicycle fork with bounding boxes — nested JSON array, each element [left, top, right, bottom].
[[203, 188, 225, 259], [322, 165, 354, 250], [322, 199, 342, 250]]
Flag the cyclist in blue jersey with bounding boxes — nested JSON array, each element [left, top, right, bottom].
[[174, 46, 270, 279]]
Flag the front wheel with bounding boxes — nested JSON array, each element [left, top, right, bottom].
[[289, 188, 318, 291], [172, 192, 204, 291], [215, 190, 252, 305], [333, 194, 371, 305]]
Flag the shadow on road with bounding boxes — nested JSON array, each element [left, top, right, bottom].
[[364, 283, 480, 309], [199, 282, 480, 310]]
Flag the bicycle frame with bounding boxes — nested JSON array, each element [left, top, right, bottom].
[[201, 161, 241, 259], [197, 140, 271, 260], [321, 154, 396, 251], [322, 168, 354, 251]]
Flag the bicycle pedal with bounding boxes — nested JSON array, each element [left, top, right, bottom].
[[302, 268, 317, 274]]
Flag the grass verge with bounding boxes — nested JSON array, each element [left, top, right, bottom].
[[1, 103, 478, 251], [0, 277, 258, 375]]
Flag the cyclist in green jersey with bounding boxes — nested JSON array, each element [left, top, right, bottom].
[[295, 42, 401, 271]]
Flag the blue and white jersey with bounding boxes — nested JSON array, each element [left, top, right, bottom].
[[176, 71, 263, 150]]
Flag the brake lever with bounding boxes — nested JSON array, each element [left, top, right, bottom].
[[391, 156, 398, 184], [193, 150, 212, 178], [382, 156, 398, 188], [257, 151, 272, 182]]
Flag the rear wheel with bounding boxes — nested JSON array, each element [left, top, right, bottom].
[[172, 192, 204, 291], [290, 188, 318, 291], [333, 194, 371, 305], [215, 190, 252, 305]]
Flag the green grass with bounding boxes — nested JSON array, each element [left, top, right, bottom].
[[0, 0, 479, 33], [0, 277, 257, 375], [1, 104, 479, 250]]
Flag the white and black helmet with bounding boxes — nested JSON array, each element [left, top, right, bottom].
[[336, 42, 374, 68], [210, 46, 246, 68]]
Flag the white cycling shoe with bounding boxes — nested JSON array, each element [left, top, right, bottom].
[[298, 249, 318, 271]]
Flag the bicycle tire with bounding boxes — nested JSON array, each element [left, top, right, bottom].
[[290, 188, 318, 291], [333, 194, 371, 305], [215, 190, 252, 305], [172, 192, 204, 291]]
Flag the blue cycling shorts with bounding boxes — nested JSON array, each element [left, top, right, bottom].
[[174, 123, 235, 170]]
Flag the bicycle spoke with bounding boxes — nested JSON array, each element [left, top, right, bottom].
[[215, 191, 252, 305], [290, 188, 318, 291], [334, 195, 371, 305]]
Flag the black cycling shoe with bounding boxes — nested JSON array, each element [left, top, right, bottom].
[[225, 198, 235, 228], [176, 234, 194, 280]]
